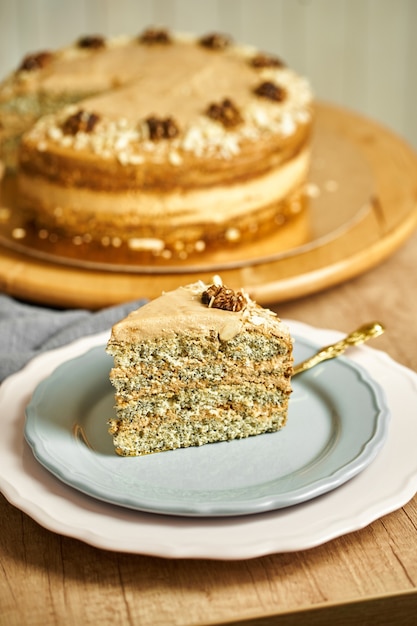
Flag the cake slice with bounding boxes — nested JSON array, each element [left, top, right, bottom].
[[106, 280, 293, 456]]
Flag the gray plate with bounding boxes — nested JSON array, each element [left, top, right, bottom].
[[24, 337, 390, 517]]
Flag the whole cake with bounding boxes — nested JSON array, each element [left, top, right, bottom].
[[106, 280, 293, 456], [0, 28, 313, 260]]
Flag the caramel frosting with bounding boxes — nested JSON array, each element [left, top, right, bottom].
[[108, 280, 291, 344], [15, 32, 313, 167]]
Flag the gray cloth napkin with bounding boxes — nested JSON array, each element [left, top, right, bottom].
[[0, 294, 147, 382]]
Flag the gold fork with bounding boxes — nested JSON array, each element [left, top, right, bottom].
[[293, 321, 385, 376]]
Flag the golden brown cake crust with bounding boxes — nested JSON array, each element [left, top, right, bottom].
[[108, 280, 293, 343]]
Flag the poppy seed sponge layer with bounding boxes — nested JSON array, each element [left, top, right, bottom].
[[106, 281, 293, 456]]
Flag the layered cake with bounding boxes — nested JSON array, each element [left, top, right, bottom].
[[0, 28, 313, 259], [106, 279, 293, 456]]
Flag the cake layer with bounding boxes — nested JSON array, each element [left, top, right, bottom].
[[18, 105, 311, 189], [110, 362, 291, 397], [112, 384, 290, 419], [18, 124, 309, 191], [109, 321, 292, 396], [109, 404, 288, 457]]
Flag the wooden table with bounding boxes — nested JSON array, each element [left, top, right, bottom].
[[1, 226, 417, 626]]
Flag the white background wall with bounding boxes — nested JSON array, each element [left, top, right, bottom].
[[1, 0, 416, 150]]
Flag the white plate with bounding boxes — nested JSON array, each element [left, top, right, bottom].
[[1, 321, 417, 559], [24, 338, 389, 517]]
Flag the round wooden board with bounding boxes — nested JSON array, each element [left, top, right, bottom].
[[0, 102, 416, 309]]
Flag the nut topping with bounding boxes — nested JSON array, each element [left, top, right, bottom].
[[254, 81, 286, 102], [250, 53, 285, 69], [205, 98, 243, 128], [62, 110, 100, 135], [77, 35, 106, 49], [139, 28, 172, 44], [145, 116, 179, 140], [18, 51, 53, 72], [199, 32, 232, 50], [201, 284, 245, 312]]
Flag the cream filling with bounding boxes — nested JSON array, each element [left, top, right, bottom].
[[19, 147, 310, 227]]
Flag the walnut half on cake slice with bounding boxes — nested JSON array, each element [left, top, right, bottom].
[[106, 281, 293, 456]]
